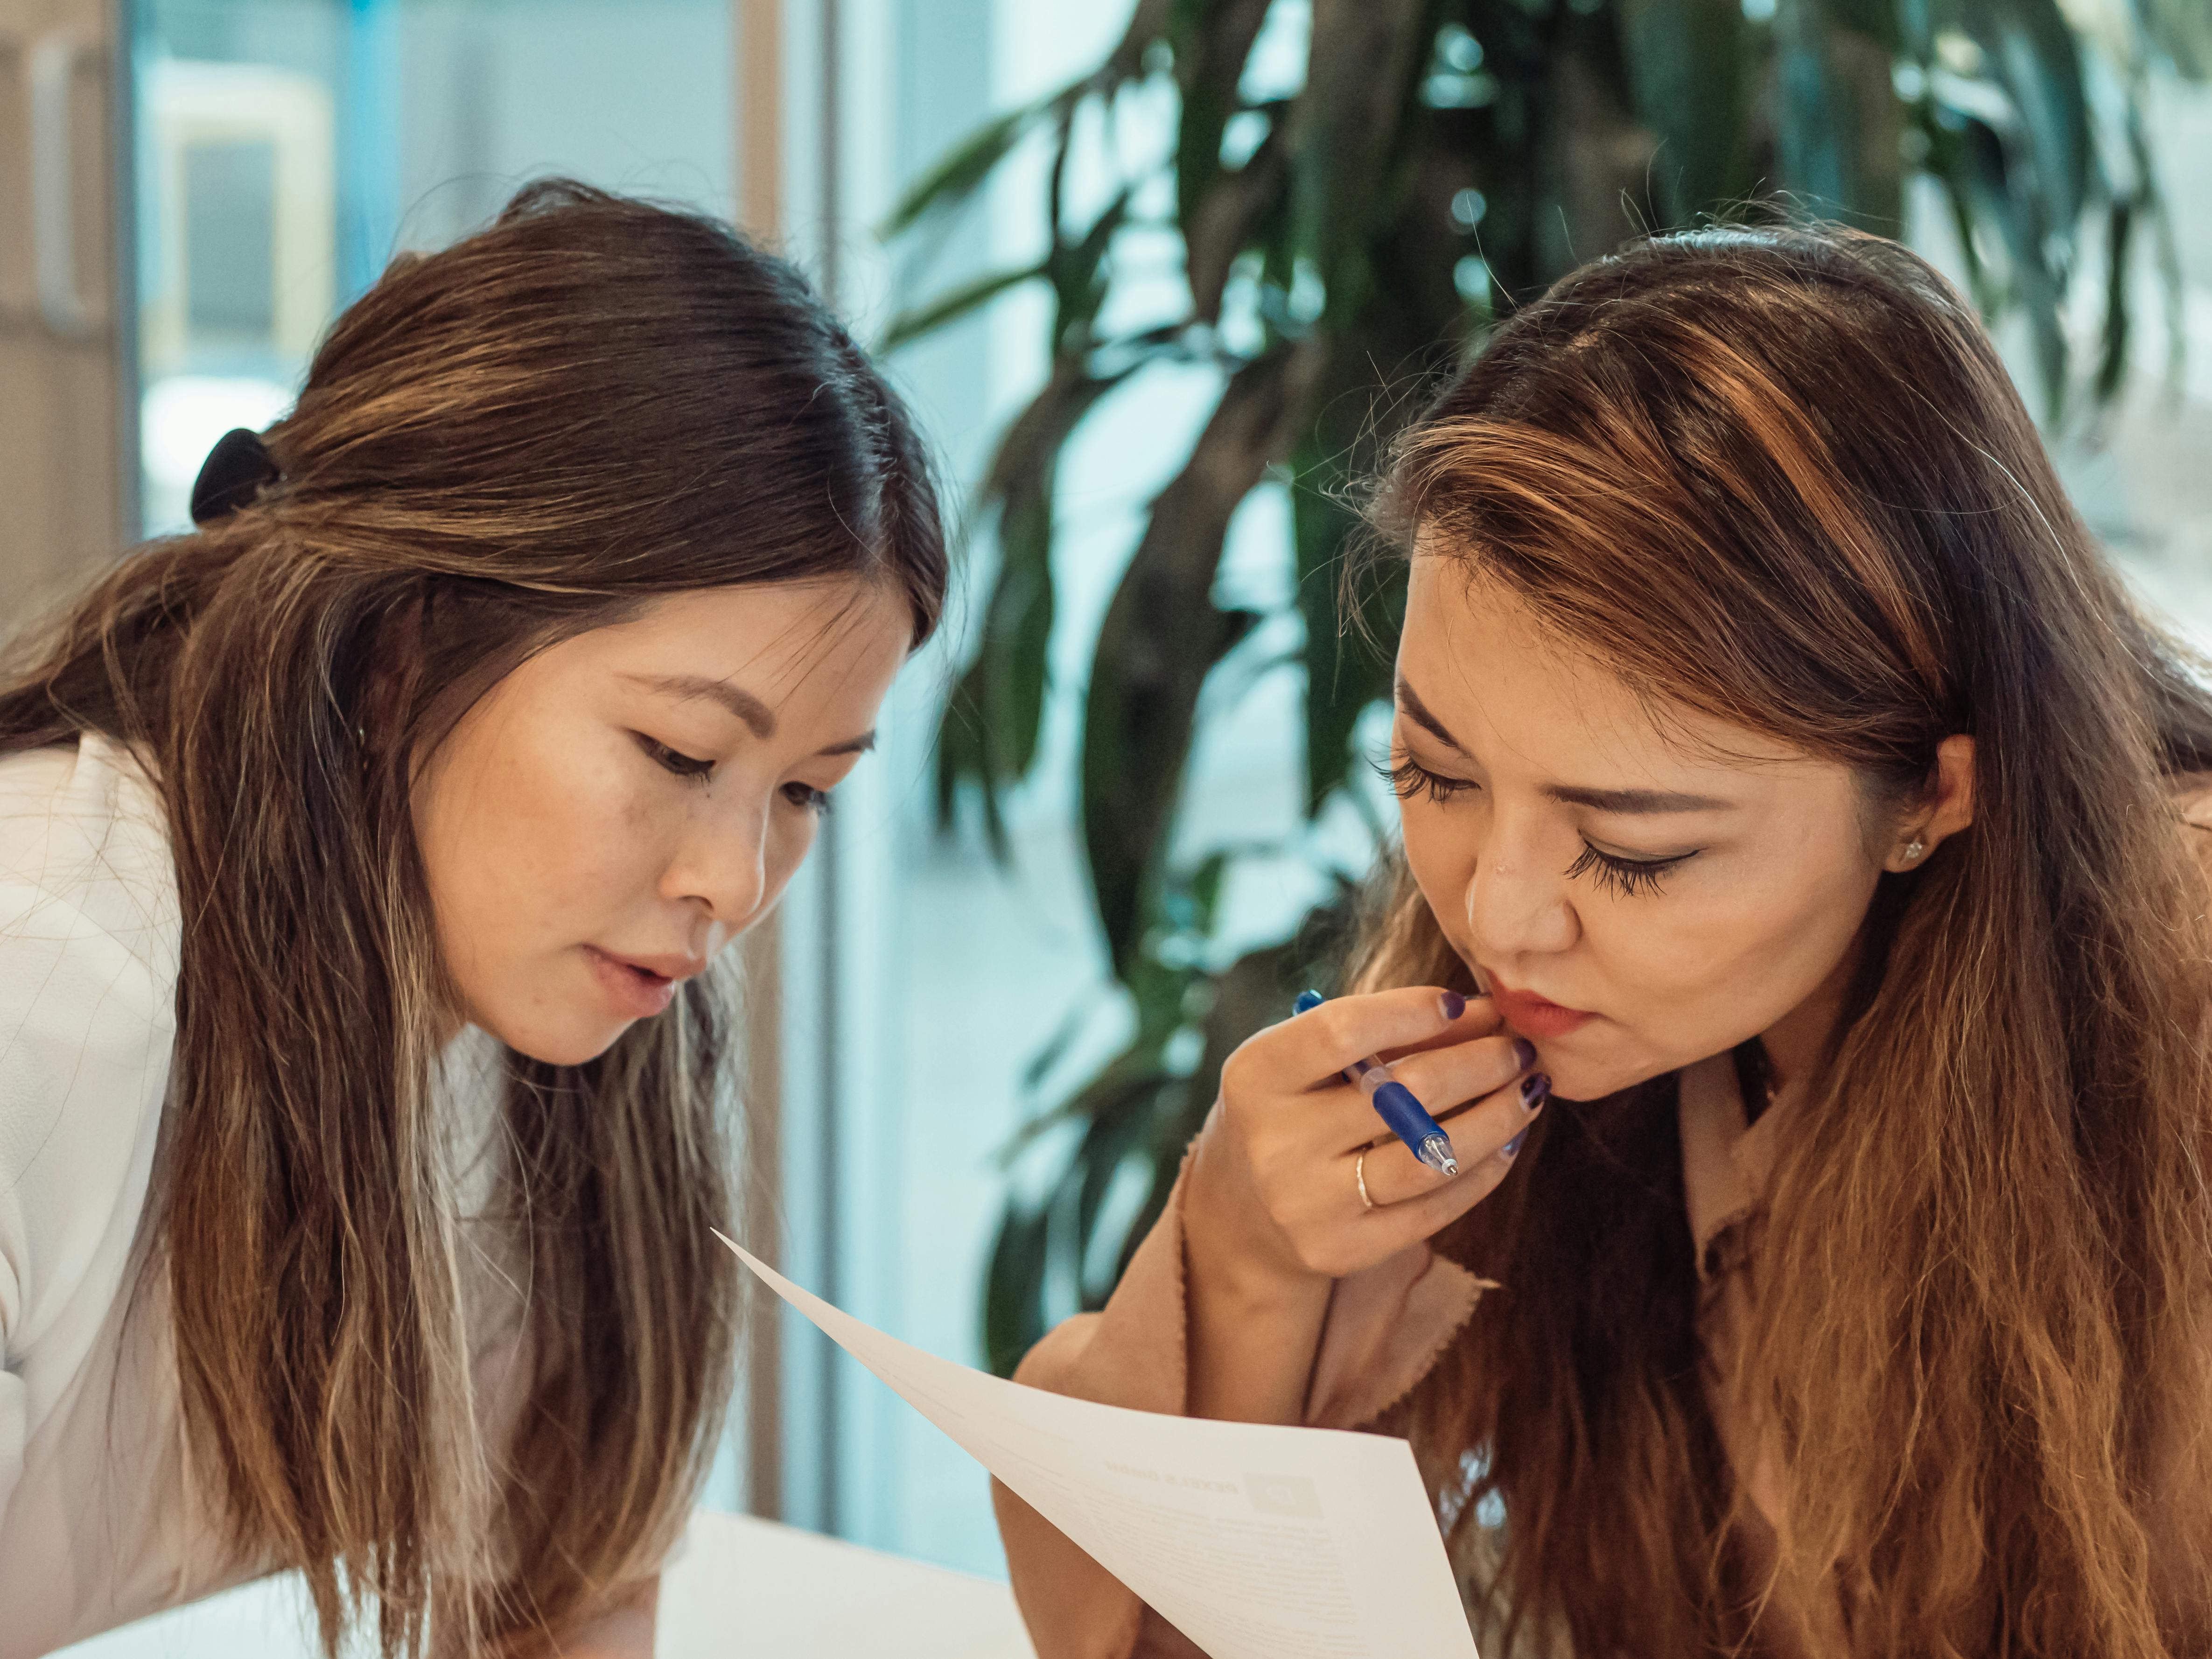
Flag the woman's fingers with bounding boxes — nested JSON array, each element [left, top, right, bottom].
[[1195, 986, 1537, 1288], [1271, 1030, 1536, 1158], [1344, 1066, 1550, 1210], [1372, 1118, 1539, 1245], [1375, 996, 1504, 1064], [1243, 985, 1503, 1094], [1383, 1032, 1538, 1129]]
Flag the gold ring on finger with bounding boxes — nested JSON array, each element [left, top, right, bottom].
[[1355, 1147, 1375, 1211]]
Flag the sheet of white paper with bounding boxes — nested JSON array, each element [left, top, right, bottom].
[[719, 1235, 1478, 1659]]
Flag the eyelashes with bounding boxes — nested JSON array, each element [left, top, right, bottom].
[[1378, 754, 1475, 806], [1377, 754, 1695, 897], [1563, 840, 1692, 898], [638, 735, 715, 780], [636, 734, 832, 814]]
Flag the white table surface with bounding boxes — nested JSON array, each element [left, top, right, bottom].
[[51, 1509, 1037, 1659]]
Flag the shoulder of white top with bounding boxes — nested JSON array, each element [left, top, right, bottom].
[[0, 735, 180, 986]]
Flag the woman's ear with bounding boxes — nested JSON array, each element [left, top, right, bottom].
[[1888, 734, 1975, 871]]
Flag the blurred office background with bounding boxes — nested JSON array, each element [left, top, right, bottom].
[[1, 0, 2207, 1595]]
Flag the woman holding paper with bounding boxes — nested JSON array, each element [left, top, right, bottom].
[[998, 225, 2212, 1658], [0, 183, 945, 1659]]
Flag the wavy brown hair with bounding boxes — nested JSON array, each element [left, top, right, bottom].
[[0, 182, 945, 1656], [1351, 226, 2212, 1657]]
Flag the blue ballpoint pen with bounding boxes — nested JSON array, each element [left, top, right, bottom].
[[1292, 988, 1460, 1177]]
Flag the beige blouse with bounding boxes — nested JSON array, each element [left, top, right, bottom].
[[991, 786, 2212, 1659]]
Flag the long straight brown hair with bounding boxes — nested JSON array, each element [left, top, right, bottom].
[[1352, 226, 2212, 1656], [0, 182, 945, 1656]]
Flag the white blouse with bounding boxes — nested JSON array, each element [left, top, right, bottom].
[[0, 736, 513, 1657]]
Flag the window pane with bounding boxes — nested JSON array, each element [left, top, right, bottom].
[[133, 0, 732, 536]]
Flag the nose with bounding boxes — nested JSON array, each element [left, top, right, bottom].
[[1462, 820, 1579, 963], [663, 797, 771, 937]]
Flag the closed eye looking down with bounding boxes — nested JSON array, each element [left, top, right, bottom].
[[1377, 751, 1700, 898], [631, 730, 835, 812]]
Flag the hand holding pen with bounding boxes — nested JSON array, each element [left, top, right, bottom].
[[1179, 984, 1553, 1421], [1183, 985, 1551, 1300], [1293, 987, 1464, 1175]]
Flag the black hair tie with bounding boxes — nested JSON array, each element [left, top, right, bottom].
[[189, 427, 283, 525]]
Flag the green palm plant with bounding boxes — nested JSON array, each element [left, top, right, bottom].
[[883, 0, 2205, 1375]]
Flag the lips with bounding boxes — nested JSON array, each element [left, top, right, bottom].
[[1485, 978, 1596, 1038], [583, 945, 702, 1018], [602, 948, 710, 981]]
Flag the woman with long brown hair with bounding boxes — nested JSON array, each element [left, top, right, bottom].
[[0, 181, 944, 1657], [997, 224, 2212, 1657]]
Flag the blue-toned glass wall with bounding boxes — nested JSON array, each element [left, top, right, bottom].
[[132, 0, 735, 534]]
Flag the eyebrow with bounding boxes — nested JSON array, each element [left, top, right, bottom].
[[624, 673, 877, 757], [1395, 674, 1466, 753], [1393, 674, 1731, 815], [1545, 782, 1730, 814]]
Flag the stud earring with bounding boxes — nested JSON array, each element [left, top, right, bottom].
[[1904, 838, 1925, 862]]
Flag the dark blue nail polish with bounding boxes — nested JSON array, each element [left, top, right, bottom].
[[1511, 1037, 1538, 1071], [1501, 1131, 1526, 1157], [1440, 989, 1466, 1022], [1519, 1072, 1551, 1111], [1293, 989, 1324, 1015]]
